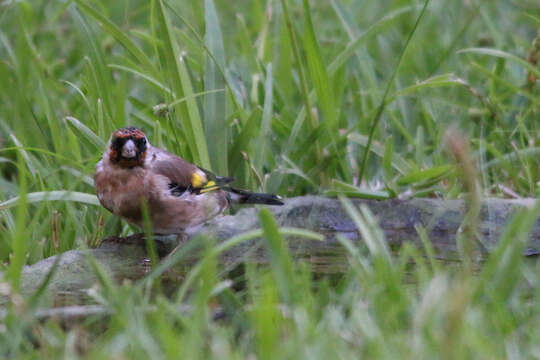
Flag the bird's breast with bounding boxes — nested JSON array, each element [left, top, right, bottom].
[[94, 166, 151, 222]]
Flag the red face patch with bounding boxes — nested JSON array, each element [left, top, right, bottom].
[[109, 127, 148, 168]]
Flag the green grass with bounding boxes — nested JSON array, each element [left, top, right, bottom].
[[0, 0, 539, 358]]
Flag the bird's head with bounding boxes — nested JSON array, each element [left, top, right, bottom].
[[108, 127, 148, 168]]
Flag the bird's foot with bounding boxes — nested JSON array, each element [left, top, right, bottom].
[[102, 233, 145, 245]]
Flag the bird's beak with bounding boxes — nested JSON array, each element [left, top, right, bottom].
[[121, 139, 137, 158]]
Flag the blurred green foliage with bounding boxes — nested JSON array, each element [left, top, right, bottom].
[[0, 0, 539, 358]]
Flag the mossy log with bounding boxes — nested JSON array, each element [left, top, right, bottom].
[[15, 196, 540, 304]]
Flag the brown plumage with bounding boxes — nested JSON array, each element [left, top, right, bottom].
[[94, 127, 283, 235]]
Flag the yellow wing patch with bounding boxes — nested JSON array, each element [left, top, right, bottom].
[[191, 172, 219, 193], [199, 180, 218, 194], [191, 172, 206, 188]]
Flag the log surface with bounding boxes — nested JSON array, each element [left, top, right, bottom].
[[14, 196, 540, 303]]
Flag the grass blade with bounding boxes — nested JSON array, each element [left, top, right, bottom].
[[348, 133, 411, 174], [397, 165, 454, 186], [108, 64, 173, 95], [65, 116, 106, 150], [6, 151, 29, 290], [0, 191, 100, 210], [258, 208, 295, 304], [175, 226, 322, 303], [155, 0, 211, 168], [74, 0, 158, 78], [284, 5, 415, 155], [339, 196, 390, 261], [302, 0, 337, 133], [358, 0, 431, 182], [279, 0, 321, 164], [204, 0, 228, 175], [459, 47, 540, 79], [254, 63, 273, 179]]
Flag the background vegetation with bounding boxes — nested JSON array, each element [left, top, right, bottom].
[[0, 0, 539, 358]]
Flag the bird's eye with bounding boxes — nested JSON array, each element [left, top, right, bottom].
[[111, 137, 125, 150], [136, 137, 147, 150]]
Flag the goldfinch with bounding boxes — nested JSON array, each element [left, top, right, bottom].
[[94, 127, 283, 235]]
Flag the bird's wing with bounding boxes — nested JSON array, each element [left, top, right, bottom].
[[147, 147, 234, 194]]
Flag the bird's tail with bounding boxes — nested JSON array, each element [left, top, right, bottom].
[[225, 187, 284, 206]]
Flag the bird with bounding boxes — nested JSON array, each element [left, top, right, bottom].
[[94, 127, 283, 236]]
